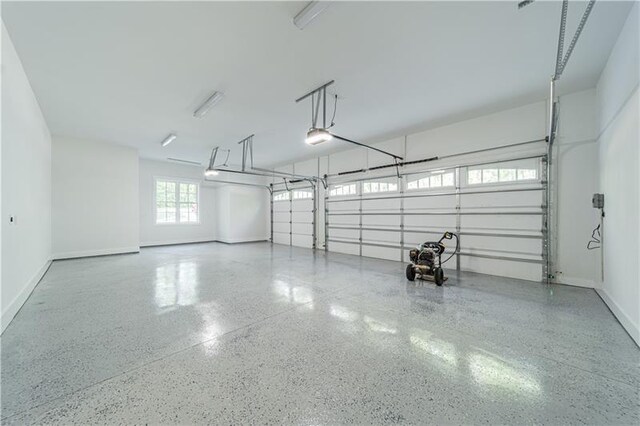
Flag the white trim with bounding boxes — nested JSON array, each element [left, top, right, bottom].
[[217, 238, 268, 244], [141, 238, 216, 247], [1, 259, 52, 334], [52, 246, 139, 260], [596, 288, 640, 346], [553, 275, 597, 289]]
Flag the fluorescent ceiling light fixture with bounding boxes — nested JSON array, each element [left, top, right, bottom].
[[204, 168, 219, 177], [193, 91, 224, 118], [161, 133, 177, 147], [306, 128, 332, 145], [294, 1, 329, 30], [167, 157, 201, 166]]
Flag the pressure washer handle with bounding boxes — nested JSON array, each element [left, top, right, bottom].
[[438, 231, 454, 243]]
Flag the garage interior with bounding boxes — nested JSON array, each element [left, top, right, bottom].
[[1, 1, 638, 424]]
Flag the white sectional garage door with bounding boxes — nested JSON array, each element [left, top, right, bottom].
[[326, 155, 547, 282], [271, 187, 316, 249]]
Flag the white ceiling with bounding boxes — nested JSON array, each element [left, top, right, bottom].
[[2, 1, 633, 168]]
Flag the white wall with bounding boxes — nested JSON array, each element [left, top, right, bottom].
[[52, 136, 139, 259], [215, 185, 270, 244], [1, 22, 52, 332], [553, 89, 601, 287], [272, 89, 600, 285], [139, 159, 216, 246], [595, 4, 639, 345]]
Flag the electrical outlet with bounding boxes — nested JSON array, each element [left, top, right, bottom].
[[592, 193, 604, 209], [9, 215, 16, 225]]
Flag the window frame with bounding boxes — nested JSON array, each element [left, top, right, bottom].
[[154, 177, 201, 225]]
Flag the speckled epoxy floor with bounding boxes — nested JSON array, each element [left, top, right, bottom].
[[1, 242, 638, 424]]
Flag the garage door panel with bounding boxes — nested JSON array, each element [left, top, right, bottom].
[[273, 210, 289, 221], [292, 234, 313, 248], [362, 215, 400, 226], [460, 235, 541, 255], [460, 256, 541, 282], [461, 189, 542, 208], [329, 241, 360, 255], [404, 215, 456, 228], [362, 229, 400, 244], [462, 215, 541, 231], [292, 199, 313, 212], [404, 194, 456, 210], [273, 201, 290, 210], [329, 215, 359, 225], [273, 233, 290, 245], [329, 228, 359, 240], [404, 231, 451, 246], [362, 198, 401, 211], [329, 200, 359, 211], [273, 222, 289, 233], [362, 245, 400, 261], [292, 223, 313, 235], [292, 211, 313, 223]]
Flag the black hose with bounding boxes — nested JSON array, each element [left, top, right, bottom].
[[587, 224, 601, 250], [440, 233, 460, 265]]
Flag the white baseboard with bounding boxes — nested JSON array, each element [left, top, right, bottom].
[[596, 288, 640, 346], [140, 238, 216, 248], [217, 238, 268, 244], [52, 246, 139, 260], [554, 275, 597, 289], [1, 259, 52, 334]]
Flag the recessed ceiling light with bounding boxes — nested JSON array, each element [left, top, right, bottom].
[[193, 91, 224, 118], [204, 169, 219, 177], [294, 1, 329, 30], [161, 133, 177, 147]]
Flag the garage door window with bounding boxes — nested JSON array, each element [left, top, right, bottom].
[[406, 170, 455, 191], [362, 178, 399, 194], [155, 179, 199, 224], [293, 190, 313, 199], [273, 192, 290, 201], [466, 159, 538, 185], [329, 183, 357, 197]]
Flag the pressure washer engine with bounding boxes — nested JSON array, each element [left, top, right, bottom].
[[406, 231, 459, 286]]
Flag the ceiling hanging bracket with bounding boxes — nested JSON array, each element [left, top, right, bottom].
[[393, 157, 401, 178], [238, 134, 255, 172]]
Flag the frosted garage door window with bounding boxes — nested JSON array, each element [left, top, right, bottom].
[[293, 190, 313, 199], [156, 180, 199, 224], [329, 183, 357, 197], [273, 192, 290, 201], [362, 178, 399, 194], [466, 159, 539, 185], [406, 170, 455, 190]]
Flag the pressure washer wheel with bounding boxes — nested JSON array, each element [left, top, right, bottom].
[[434, 267, 444, 286], [406, 264, 416, 281]]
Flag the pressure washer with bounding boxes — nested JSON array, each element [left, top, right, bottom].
[[406, 231, 459, 286]]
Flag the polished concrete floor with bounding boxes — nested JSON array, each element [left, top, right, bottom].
[[1, 242, 638, 424]]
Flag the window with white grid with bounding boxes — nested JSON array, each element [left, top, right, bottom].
[[155, 179, 199, 224]]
